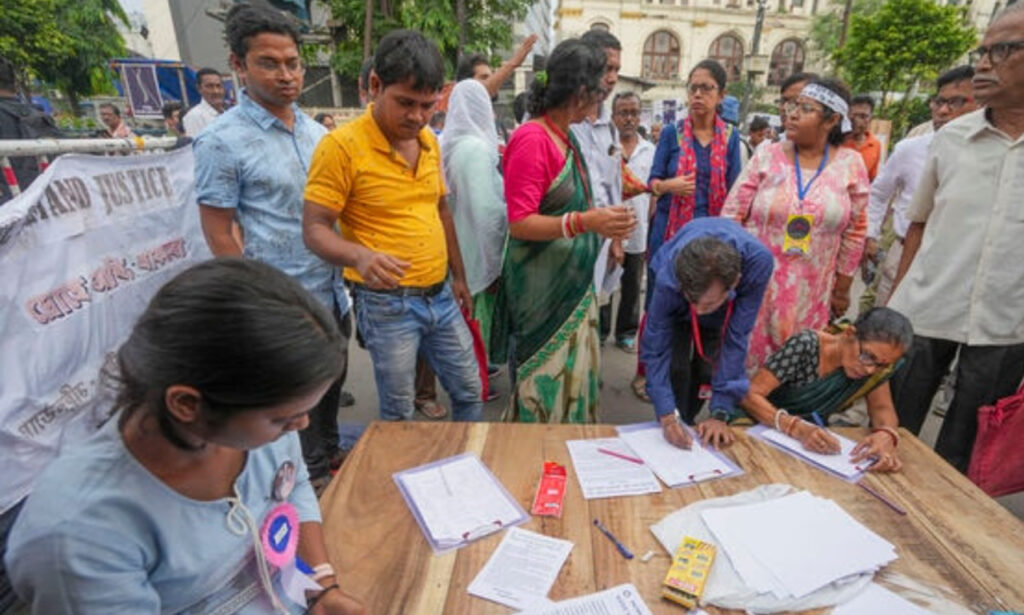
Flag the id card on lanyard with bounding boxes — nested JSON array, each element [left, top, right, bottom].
[[786, 146, 828, 255], [691, 300, 734, 400]]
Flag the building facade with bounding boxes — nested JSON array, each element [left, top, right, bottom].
[[555, 0, 821, 103]]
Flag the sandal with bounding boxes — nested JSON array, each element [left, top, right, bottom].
[[631, 375, 651, 403], [415, 400, 448, 420]]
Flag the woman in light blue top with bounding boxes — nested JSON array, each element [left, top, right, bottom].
[[5, 259, 367, 615]]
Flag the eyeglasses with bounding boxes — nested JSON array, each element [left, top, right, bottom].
[[857, 341, 893, 369], [251, 58, 306, 76], [614, 109, 640, 118], [687, 83, 718, 95], [969, 40, 1024, 66], [930, 95, 972, 110], [849, 112, 871, 121], [781, 101, 825, 116]]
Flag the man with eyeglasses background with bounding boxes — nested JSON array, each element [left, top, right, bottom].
[[887, 2, 1024, 473], [842, 95, 882, 181], [193, 4, 354, 491], [858, 65, 976, 313]]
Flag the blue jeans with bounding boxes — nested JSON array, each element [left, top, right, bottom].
[[354, 282, 483, 421]]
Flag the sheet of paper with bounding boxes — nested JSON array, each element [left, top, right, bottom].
[[616, 423, 738, 487], [831, 583, 934, 615], [760, 427, 867, 479], [468, 527, 574, 609], [397, 454, 524, 548], [566, 438, 662, 499], [701, 491, 896, 599], [516, 583, 654, 615]]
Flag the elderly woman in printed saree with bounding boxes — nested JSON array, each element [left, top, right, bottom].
[[739, 307, 912, 472], [495, 38, 636, 423], [721, 77, 870, 371]]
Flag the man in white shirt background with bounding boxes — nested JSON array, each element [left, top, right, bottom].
[[602, 91, 655, 352], [888, 3, 1024, 472], [182, 67, 226, 136], [860, 65, 976, 310]]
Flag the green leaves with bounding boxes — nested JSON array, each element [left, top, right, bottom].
[[833, 0, 976, 94], [324, 0, 532, 78], [1, 0, 128, 112]]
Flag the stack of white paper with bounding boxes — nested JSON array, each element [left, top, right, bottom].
[[616, 422, 741, 487], [566, 438, 662, 499], [701, 491, 897, 600], [832, 583, 935, 615]]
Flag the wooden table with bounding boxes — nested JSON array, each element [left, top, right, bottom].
[[320, 422, 1024, 614]]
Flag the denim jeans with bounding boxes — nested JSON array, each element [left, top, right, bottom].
[[354, 282, 483, 421]]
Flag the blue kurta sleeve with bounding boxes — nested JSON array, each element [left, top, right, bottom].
[[709, 242, 774, 415], [725, 128, 743, 190], [648, 124, 678, 183], [641, 281, 687, 418]]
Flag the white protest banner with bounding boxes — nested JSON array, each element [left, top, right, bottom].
[[0, 147, 211, 514]]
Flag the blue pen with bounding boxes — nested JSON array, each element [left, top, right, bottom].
[[810, 411, 825, 427], [594, 519, 634, 559]]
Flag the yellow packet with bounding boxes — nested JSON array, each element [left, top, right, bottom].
[[661, 536, 716, 609]]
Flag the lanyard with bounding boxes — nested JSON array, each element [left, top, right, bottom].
[[543, 115, 592, 205], [690, 300, 734, 364], [794, 145, 829, 204]]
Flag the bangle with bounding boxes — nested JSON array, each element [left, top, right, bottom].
[[871, 426, 900, 448], [306, 583, 339, 613], [311, 563, 335, 583], [573, 211, 584, 235], [773, 409, 789, 432], [561, 213, 572, 238], [785, 416, 802, 437]]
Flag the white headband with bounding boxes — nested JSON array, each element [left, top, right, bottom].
[[800, 83, 853, 133]]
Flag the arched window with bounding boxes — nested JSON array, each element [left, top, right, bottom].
[[767, 38, 806, 86], [642, 30, 681, 81], [708, 34, 744, 82]]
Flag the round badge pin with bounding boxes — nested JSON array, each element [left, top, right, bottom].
[[272, 460, 296, 502], [260, 503, 299, 568]]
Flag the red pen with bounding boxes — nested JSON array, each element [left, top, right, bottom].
[[597, 447, 644, 465]]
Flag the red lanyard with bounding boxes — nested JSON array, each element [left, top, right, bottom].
[[690, 300, 734, 364], [543, 115, 592, 205]]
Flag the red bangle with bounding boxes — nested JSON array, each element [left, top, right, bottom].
[[871, 426, 899, 448]]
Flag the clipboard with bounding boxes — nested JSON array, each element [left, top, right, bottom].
[[615, 421, 744, 487], [393, 452, 529, 554], [749, 424, 868, 483]]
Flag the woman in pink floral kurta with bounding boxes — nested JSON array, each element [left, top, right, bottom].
[[722, 79, 869, 372]]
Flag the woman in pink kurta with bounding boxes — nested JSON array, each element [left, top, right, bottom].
[[722, 78, 869, 371]]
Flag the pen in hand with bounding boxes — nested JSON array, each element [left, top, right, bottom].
[[594, 519, 634, 560]]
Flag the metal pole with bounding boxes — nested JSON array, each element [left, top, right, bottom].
[[839, 0, 854, 48], [177, 66, 190, 106], [0, 137, 183, 157], [742, 0, 767, 124], [1, 155, 21, 198]]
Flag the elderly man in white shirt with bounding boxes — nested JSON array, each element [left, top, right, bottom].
[[888, 3, 1024, 472], [602, 91, 655, 351], [182, 68, 226, 136], [862, 65, 977, 308]]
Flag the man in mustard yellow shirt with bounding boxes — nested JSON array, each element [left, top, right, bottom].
[[303, 30, 482, 421]]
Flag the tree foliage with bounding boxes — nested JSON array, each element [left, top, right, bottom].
[[833, 0, 976, 99], [807, 0, 884, 71], [324, 0, 532, 79], [0, 0, 127, 113]]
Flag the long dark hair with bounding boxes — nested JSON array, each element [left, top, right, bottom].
[[526, 38, 606, 117], [110, 258, 345, 449]]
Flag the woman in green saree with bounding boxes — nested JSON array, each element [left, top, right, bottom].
[[740, 307, 913, 472], [498, 39, 636, 422]]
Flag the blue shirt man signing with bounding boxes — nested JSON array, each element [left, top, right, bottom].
[[640, 217, 773, 449]]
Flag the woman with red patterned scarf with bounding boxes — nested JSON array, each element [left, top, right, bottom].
[[631, 59, 742, 401]]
